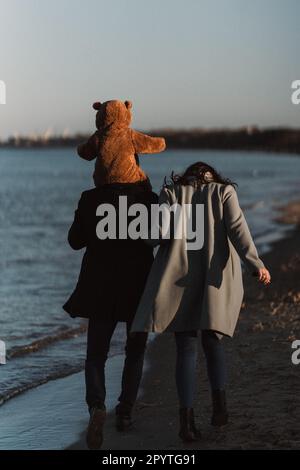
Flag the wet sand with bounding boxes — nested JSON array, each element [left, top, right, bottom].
[[69, 200, 300, 450], [0, 355, 126, 450]]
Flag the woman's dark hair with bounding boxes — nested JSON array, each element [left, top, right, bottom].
[[164, 161, 236, 188]]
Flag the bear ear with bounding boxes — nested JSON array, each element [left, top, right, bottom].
[[124, 100, 132, 109], [92, 102, 102, 110]]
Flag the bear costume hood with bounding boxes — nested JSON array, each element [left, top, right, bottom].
[[93, 100, 132, 131], [78, 99, 166, 186]]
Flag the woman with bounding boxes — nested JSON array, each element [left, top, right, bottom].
[[131, 162, 271, 442]]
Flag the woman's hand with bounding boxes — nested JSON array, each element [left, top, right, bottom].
[[256, 267, 271, 285]]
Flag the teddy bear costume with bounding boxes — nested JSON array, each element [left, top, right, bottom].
[[77, 100, 166, 186]]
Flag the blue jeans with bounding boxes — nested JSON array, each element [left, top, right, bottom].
[[85, 317, 148, 410], [175, 330, 227, 408]]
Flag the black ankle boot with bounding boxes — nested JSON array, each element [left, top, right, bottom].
[[189, 408, 202, 438], [211, 390, 228, 426], [115, 403, 133, 432], [179, 408, 201, 442]]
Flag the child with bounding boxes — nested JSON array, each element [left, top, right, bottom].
[[77, 100, 166, 188]]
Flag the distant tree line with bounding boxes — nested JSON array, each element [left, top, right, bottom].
[[1, 127, 300, 155]]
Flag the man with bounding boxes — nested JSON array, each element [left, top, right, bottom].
[[63, 182, 157, 449]]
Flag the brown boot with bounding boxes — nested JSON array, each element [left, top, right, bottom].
[[211, 390, 228, 426], [86, 405, 106, 450], [179, 408, 201, 442]]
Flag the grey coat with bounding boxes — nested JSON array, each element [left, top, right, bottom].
[[131, 182, 265, 337]]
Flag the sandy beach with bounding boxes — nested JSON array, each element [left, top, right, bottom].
[[66, 200, 300, 451]]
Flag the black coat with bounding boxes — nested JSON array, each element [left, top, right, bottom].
[[63, 184, 158, 322]]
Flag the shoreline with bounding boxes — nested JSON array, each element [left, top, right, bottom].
[[0, 355, 127, 450], [68, 201, 300, 450]]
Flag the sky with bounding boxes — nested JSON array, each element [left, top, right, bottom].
[[0, 0, 299, 139]]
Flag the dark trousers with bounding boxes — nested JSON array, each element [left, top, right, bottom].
[[175, 330, 227, 408], [85, 317, 148, 411]]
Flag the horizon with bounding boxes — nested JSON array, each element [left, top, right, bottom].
[[0, 0, 299, 139], [2, 124, 300, 143]]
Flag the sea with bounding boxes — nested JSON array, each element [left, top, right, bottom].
[[1, 148, 300, 407]]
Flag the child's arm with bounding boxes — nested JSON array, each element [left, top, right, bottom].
[[132, 130, 166, 154], [77, 131, 99, 161]]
